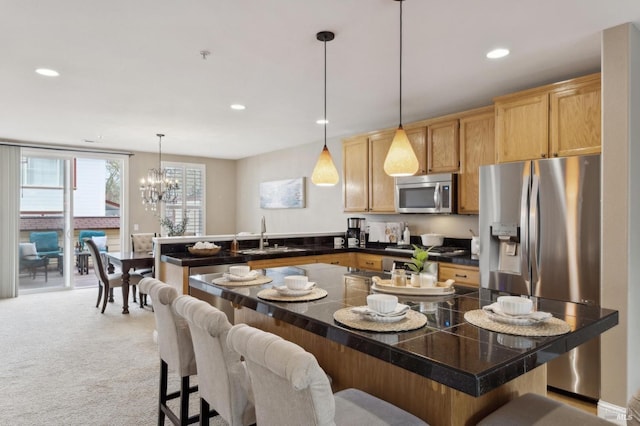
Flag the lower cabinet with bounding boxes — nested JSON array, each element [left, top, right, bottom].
[[355, 253, 383, 271], [248, 253, 354, 270], [438, 263, 479, 287]]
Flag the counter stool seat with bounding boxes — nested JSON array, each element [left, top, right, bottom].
[[477, 393, 613, 425]]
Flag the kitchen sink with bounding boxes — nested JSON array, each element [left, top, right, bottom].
[[239, 246, 307, 255]]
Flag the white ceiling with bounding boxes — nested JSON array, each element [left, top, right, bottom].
[[2, 1, 640, 159]]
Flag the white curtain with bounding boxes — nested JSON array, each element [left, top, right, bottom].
[[0, 145, 21, 298]]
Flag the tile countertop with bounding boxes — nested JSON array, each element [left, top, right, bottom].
[[189, 263, 618, 397]]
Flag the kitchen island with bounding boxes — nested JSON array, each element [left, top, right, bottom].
[[189, 263, 617, 425]]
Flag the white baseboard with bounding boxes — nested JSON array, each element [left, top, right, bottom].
[[598, 399, 630, 425]]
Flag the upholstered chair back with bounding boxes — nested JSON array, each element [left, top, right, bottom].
[[174, 296, 255, 425], [227, 323, 335, 426], [131, 233, 155, 253], [139, 278, 196, 377]]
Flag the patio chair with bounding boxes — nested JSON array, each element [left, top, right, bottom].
[[78, 230, 108, 252], [29, 231, 62, 274], [19, 242, 49, 282]]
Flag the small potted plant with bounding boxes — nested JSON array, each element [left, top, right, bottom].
[[405, 245, 434, 286]]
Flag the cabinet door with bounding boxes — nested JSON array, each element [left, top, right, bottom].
[[495, 93, 549, 163], [342, 136, 369, 212], [458, 111, 495, 214], [368, 131, 396, 212], [549, 79, 601, 157], [438, 264, 479, 287], [427, 119, 460, 173], [355, 253, 383, 271], [405, 126, 428, 175]]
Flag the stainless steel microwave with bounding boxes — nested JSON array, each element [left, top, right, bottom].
[[395, 173, 456, 213]]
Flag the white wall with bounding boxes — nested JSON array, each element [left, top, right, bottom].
[[236, 135, 479, 238], [601, 22, 640, 409]]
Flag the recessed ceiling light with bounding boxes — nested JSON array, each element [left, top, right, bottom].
[[486, 48, 510, 59], [35, 68, 60, 77], [316, 119, 329, 125], [230, 104, 246, 110]]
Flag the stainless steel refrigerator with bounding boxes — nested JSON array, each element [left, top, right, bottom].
[[479, 154, 601, 400]]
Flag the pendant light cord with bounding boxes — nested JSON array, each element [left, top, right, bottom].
[[323, 37, 328, 148], [399, 0, 403, 127]]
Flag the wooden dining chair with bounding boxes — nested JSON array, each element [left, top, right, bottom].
[[86, 239, 142, 314], [226, 323, 428, 426], [130, 232, 156, 306]]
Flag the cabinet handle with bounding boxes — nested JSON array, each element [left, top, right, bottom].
[[541, 153, 547, 158], [455, 273, 468, 278], [553, 152, 559, 157], [331, 261, 339, 265], [365, 261, 374, 266]]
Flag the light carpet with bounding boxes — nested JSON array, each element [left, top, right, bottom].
[[0, 288, 228, 426]]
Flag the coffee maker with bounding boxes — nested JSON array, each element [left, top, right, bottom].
[[346, 217, 365, 247]]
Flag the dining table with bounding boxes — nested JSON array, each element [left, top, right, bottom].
[[105, 251, 154, 314]]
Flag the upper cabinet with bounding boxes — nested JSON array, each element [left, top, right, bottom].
[[458, 107, 495, 214], [343, 131, 396, 213], [404, 126, 428, 175], [494, 73, 601, 163], [342, 135, 369, 212], [427, 119, 460, 173]]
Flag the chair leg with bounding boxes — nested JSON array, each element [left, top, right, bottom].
[[199, 399, 209, 426], [108, 287, 115, 303], [101, 284, 110, 313], [159, 360, 168, 426], [96, 284, 103, 308], [132, 284, 138, 303], [180, 376, 190, 426]]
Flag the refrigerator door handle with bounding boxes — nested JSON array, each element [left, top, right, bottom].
[[434, 182, 441, 210], [520, 172, 530, 287], [530, 174, 540, 288]]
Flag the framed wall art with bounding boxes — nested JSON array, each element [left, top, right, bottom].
[[260, 177, 306, 209]]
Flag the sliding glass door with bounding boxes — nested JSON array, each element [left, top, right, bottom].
[[19, 148, 126, 292]]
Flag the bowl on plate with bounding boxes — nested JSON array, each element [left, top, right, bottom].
[[188, 246, 221, 256], [366, 294, 398, 314], [284, 275, 310, 290], [228, 265, 250, 277], [497, 296, 533, 316]]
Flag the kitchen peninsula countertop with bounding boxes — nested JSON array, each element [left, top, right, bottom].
[[161, 243, 480, 268], [189, 263, 617, 397]]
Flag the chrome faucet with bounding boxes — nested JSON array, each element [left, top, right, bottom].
[[259, 216, 268, 249]]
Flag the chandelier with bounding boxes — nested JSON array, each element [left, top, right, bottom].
[[140, 133, 179, 211]]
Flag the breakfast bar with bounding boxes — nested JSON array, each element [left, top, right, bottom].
[[189, 263, 618, 425]]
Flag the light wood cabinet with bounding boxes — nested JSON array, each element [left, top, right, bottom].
[[368, 131, 396, 212], [315, 253, 354, 267], [494, 73, 601, 163], [438, 263, 479, 287], [404, 125, 428, 175], [248, 256, 313, 269], [355, 253, 383, 271], [458, 107, 495, 214], [343, 128, 415, 213], [549, 78, 601, 157], [342, 136, 369, 212], [249, 253, 355, 270], [427, 119, 460, 173]]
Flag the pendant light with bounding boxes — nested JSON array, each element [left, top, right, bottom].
[[311, 30, 340, 187], [384, 0, 419, 177], [140, 133, 179, 212]]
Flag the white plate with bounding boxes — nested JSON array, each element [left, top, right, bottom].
[[223, 271, 260, 282], [275, 283, 316, 296], [483, 303, 552, 326], [372, 283, 455, 296]]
